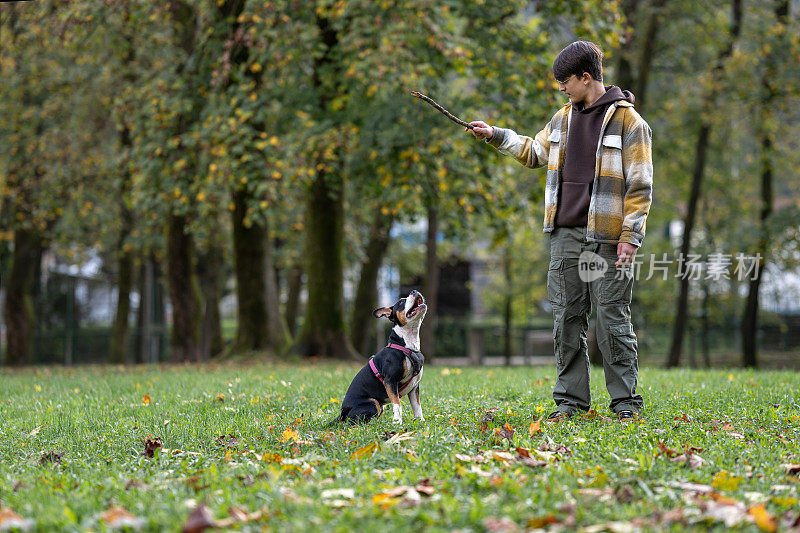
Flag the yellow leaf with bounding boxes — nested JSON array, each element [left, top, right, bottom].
[[351, 441, 378, 460], [529, 418, 542, 436], [712, 471, 742, 491], [748, 504, 776, 532], [142, 394, 150, 406], [372, 493, 399, 508], [280, 428, 299, 443], [329, 397, 340, 403]]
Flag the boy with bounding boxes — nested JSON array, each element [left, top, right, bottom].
[[469, 41, 652, 420]]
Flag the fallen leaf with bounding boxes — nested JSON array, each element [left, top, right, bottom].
[[671, 453, 706, 470], [580, 521, 638, 533], [656, 442, 680, 458], [100, 506, 144, 530], [321, 488, 355, 507], [671, 481, 714, 494], [483, 517, 520, 532], [384, 431, 415, 445], [27, 426, 41, 438], [529, 418, 542, 436], [214, 434, 239, 447], [712, 471, 742, 491], [527, 515, 560, 528], [350, 442, 379, 460], [538, 442, 572, 457], [697, 496, 749, 527], [142, 394, 151, 406], [38, 451, 65, 464], [0, 508, 33, 531], [478, 409, 498, 433], [784, 464, 800, 476], [415, 478, 435, 495], [749, 504, 777, 532], [143, 436, 162, 458], [181, 504, 216, 533], [614, 484, 635, 503], [279, 428, 299, 443]]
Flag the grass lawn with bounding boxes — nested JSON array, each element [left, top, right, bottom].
[[1, 362, 799, 531]]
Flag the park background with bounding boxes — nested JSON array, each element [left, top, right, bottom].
[[2, 0, 800, 369]]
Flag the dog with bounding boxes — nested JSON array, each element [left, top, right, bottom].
[[332, 290, 427, 424]]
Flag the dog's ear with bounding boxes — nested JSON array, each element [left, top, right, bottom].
[[372, 307, 392, 319]]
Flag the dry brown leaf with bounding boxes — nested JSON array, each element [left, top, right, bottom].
[[214, 434, 239, 447], [0, 508, 33, 531], [100, 505, 144, 530], [415, 478, 435, 496], [671, 452, 706, 470], [529, 418, 542, 436], [580, 520, 638, 532], [142, 436, 162, 458], [478, 409, 498, 433], [181, 504, 216, 533], [483, 517, 520, 532], [38, 451, 65, 464], [785, 464, 800, 476], [527, 515, 560, 529], [656, 441, 680, 458], [614, 484, 635, 503], [538, 442, 572, 457], [671, 481, 714, 494], [493, 422, 515, 442]]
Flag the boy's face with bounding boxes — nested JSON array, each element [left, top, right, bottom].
[[557, 72, 590, 105]]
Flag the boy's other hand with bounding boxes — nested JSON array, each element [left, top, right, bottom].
[[467, 121, 493, 140]]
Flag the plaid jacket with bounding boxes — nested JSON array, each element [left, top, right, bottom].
[[488, 100, 653, 247]]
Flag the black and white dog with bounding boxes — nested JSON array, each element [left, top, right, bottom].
[[333, 290, 427, 424]]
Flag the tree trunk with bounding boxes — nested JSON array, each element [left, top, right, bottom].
[[742, 0, 786, 368], [293, 14, 358, 360], [503, 246, 512, 366], [668, 123, 709, 367], [198, 233, 224, 359], [109, 246, 135, 364], [231, 189, 286, 353], [285, 265, 303, 337], [295, 171, 358, 359], [668, 0, 742, 368], [108, 123, 135, 364], [350, 212, 393, 356], [634, 0, 666, 110], [3, 228, 42, 365], [166, 213, 202, 363], [421, 202, 440, 361]]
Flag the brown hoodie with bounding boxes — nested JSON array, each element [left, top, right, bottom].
[[555, 86, 635, 228]]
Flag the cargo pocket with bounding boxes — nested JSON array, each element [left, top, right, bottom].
[[547, 258, 565, 307], [609, 322, 638, 363], [552, 322, 563, 368]]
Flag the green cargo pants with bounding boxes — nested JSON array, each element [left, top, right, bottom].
[[547, 226, 643, 415]]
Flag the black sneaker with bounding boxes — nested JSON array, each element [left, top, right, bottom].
[[545, 410, 573, 422], [617, 410, 637, 421]]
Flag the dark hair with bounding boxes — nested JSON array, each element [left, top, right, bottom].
[[553, 41, 603, 83]]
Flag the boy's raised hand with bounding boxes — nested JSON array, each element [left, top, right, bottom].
[[467, 121, 493, 140]]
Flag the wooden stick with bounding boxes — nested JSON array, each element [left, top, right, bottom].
[[410, 91, 474, 130]]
